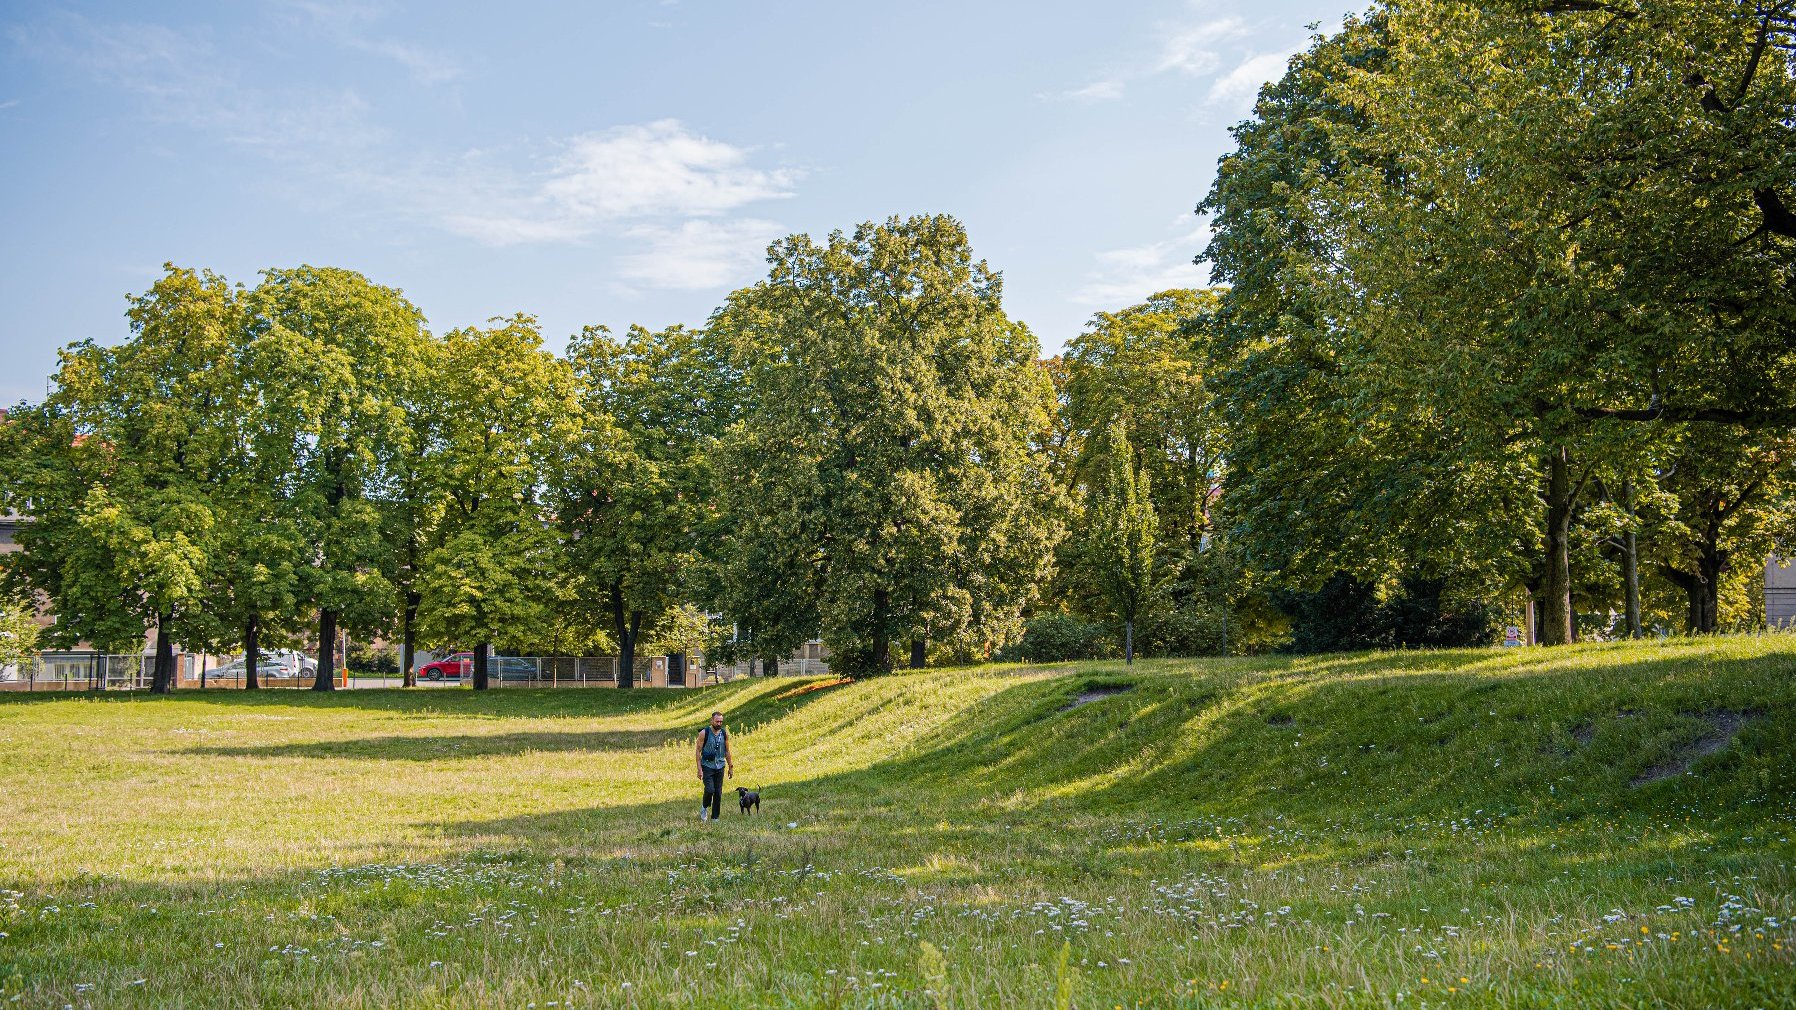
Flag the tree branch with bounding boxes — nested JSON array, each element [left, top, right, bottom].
[[1572, 403, 1796, 426]]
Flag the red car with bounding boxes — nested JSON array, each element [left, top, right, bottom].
[[420, 652, 473, 681]]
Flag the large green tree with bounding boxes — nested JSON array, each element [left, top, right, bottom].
[[1201, 14, 1539, 630], [718, 216, 1059, 675], [246, 266, 428, 689], [1203, 4, 1796, 644], [1321, 0, 1796, 642], [2, 266, 242, 690], [552, 324, 722, 689], [415, 316, 574, 690]]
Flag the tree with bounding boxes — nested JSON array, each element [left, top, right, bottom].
[[1083, 420, 1162, 664], [1061, 289, 1226, 553], [415, 315, 573, 690], [717, 216, 1059, 675], [553, 325, 720, 689], [246, 266, 428, 690], [1643, 426, 1794, 633], [385, 335, 447, 688], [0, 600, 40, 671], [707, 422, 820, 677], [2, 266, 244, 691], [1303, 1, 1796, 641], [1201, 14, 1539, 636]]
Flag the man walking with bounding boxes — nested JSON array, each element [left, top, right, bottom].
[[695, 710, 733, 822]]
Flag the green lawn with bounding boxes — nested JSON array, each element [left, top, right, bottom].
[[2, 638, 1794, 1008]]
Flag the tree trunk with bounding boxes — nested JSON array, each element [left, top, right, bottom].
[[611, 584, 639, 689], [1539, 447, 1576, 646], [1622, 531, 1642, 638], [472, 642, 490, 691], [314, 609, 337, 691], [1693, 545, 1726, 634], [150, 612, 176, 694], [1124, 619, 1134, 665], [244, 615, 260, 691], [401, 593, 419, 688], [1619, 480, 1642, 638], [870, 589, 891, 675], [764, 655, 779, 677], [909, 638, 926, 669]]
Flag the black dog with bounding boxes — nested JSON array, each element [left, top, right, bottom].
[[735, 786, 761, 815]]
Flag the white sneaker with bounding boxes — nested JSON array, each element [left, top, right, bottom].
[[699, 811, 709, 822]]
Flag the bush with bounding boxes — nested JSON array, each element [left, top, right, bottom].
[[1277, 575, 1499, 654], [347, 641, 400, 674], [1001, 612, 1112, 662], [1135, 601, 1224, 657]]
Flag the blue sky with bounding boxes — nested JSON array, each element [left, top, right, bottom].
[[0, 0, 1354, 405]]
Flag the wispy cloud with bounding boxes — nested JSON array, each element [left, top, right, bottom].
[[273, 0, 461, 83], [0, 99, 20, 111], [1205, 50, 1295, 109], [13, 10, 798, 294], [1073, 220, 1211, 308], [1042, 79, 1126, 103], [1041, 5, 1296, 112], [12, 12, 386, 151], [423, 120, 799, 247], [1152, 16, 1249, 76], [615, 218, 786, 290]]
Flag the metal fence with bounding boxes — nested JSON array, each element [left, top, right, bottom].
[[1, 651, 822, 692], [0, 654, 191, 692], [451, 656, 753, 688], [0, 653, 327, 691]]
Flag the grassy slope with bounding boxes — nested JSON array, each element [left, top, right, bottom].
[[1, 637, 1793, 1008]]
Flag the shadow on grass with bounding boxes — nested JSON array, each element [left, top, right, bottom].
[[184, 727, 694, 760]]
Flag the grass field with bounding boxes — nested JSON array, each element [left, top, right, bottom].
[[2, 637, 1794, 1008]]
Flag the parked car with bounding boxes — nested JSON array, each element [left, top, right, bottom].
[[212, 650, 316, 679], [419, 654, 540, 682], [420, 652, 472, 681]]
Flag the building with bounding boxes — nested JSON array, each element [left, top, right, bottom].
[[1769, 557, 1796, 629]]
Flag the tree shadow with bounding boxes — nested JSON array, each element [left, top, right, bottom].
[[182, 727, 694, 760]]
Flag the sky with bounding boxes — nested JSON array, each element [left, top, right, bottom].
[[0, 0, 1357, 406]]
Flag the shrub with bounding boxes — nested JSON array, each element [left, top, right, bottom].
[[1001, 612, 1112, 662]]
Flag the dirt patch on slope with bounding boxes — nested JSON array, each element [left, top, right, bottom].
[[1629, 709, 1763, 787], [1061, 684, 1134, 711]]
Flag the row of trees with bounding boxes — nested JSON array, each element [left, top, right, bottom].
[[0, 219, 1088, 690], [3, 3, 1791, 681]]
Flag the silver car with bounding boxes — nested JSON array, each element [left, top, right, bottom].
[[211, 650, 317, 680]]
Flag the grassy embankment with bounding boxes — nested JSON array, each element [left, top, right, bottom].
[[2, 636, 1793, 1008]]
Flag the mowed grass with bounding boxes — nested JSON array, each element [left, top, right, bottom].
[[2, 638, 1795, 1008]]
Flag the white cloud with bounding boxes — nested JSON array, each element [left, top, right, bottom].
[[1044, 79, 1126, 103], [1153, 16, 1249, 76], [18, 11, 796, 293], [427, 120, 799, 247], [1205, 51, 1295, 109], [544, 121, 797, 220], [1073, 221, 1211, 308], [614, 218, 785, 290], [278, 0, 462, 84]]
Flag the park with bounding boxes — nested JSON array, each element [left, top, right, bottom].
[[2, 640, 1793, 1007], [2, 1, 1795, 1007]]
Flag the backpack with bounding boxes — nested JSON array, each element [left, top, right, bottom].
[[701, 725, 728, 764]]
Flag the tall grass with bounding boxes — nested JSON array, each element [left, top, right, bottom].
[[1, 636, 1792, 1007]]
